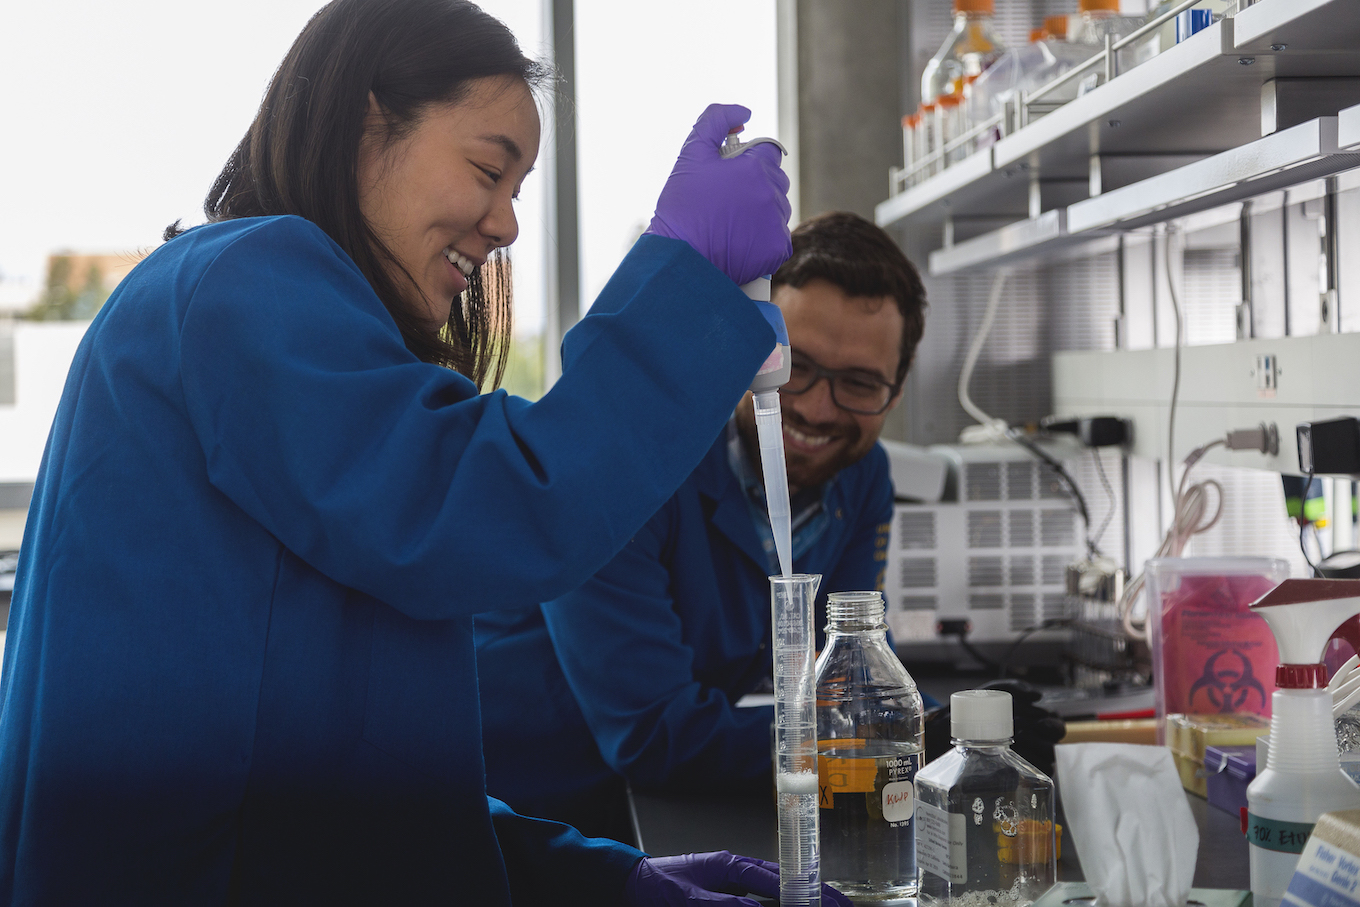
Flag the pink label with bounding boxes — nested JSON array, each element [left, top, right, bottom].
[[756, 346, 784, 376]]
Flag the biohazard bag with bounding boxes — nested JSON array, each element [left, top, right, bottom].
[[1145, 557, 1290, 740]]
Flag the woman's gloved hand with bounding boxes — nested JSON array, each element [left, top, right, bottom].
[[624, 850, 852, 907], [647, 104, 793, 287]]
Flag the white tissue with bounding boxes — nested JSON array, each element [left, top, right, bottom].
[[1055, 743, 1199, 907]]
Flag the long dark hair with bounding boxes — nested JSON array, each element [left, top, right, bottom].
[[182, 0, 551, 389]]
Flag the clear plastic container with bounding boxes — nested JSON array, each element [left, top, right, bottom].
[[915, 691, 1056, 907], [970, 30, 1095, 139], [936, 93, 966, 166], [902, 113, 917, 178], [1069, 0, 1142, 46], [1144, 557, 1290, 739], [920, 0, 1007, 107], [815, 591, 925, 903], [916, 102, 938, 182]]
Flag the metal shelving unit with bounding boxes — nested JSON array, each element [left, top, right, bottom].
[[877, 0, 1360, 276]]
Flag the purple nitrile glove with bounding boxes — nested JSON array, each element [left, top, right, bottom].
[[623, 851, 853, 907], [646, 104, 793, 287]]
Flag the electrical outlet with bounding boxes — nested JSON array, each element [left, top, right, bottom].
[[1255, 354, 1278, 397]]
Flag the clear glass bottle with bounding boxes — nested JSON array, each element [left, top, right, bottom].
[[914, 690, 1056, 907], [920, 0, 1007, 107], [815, 591, 924, 904]]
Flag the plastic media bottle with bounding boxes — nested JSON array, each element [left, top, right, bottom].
[[936, 93, 966, 166], [815, 591, 924, 904], [1068, 0, 1141, 46], [914, 690, 1056, 907], [920, 0, 1007, 107]]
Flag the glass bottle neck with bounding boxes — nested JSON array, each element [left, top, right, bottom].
[[826, 597, 887, 633], [952, 738, 1013, 751]]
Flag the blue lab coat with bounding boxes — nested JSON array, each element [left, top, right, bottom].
[[475, 430, 893, 824], [0, 216, 773, 905]]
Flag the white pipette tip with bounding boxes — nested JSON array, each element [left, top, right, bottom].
[[753, 389, 794, 577]]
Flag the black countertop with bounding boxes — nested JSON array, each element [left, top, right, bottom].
[[630, 784, 1249, 891]]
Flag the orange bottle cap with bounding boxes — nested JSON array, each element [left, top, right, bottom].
[[1078, 0, 1119, 11], [937, 93, 962, 108], [1044, 14, 1069, 38], [953, 0, 994, 14], [1030, 28, 1047, 42]]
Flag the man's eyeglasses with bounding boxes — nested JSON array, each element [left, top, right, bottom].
[[780, 351, 900, 415]]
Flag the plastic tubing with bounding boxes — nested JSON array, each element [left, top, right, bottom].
[[753, 390, 793, 577], [771, 574, 822, 907]]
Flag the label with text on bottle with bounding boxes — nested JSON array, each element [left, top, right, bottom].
[[916, 800, 968, 884]]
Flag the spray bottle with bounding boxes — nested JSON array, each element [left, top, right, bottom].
[[1247, 579, 1360, 907], [721, 128, 794, 576]]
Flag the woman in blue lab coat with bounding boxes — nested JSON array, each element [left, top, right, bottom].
[[0, 1, 819, 905]]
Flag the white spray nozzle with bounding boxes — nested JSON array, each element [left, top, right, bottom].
[[1251, 579, 1360, 685]]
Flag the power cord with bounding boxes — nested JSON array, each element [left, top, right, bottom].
[[1300, 470, 1320, 574], [1119, 440, 1226, 641]]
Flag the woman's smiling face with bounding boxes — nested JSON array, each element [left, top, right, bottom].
[[357, 75, 541, 329]]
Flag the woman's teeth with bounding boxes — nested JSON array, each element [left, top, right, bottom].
[[786, 425, 831, 448], [444, 249, 475, 277]]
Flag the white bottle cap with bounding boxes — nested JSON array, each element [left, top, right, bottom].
[[951, 689, 1013, 741]]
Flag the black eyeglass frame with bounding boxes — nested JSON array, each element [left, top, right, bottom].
[[779, 351, 903, 416]]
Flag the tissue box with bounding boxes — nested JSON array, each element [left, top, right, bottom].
[[1283, 808, 1360, 907], [1203, 745, 1257, 816], [1030, 881, 1249, 907], [1165, 713, 1269, 798]]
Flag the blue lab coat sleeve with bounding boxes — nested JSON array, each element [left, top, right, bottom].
[[540, 504, 777, 792], [178, 222, 773, 618], [489, 797, 641, 905]]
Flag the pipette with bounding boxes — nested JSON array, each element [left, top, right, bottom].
[[721, 129, 794, 577]]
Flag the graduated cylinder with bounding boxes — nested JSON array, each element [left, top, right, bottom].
[[772, 574, 823, 907]]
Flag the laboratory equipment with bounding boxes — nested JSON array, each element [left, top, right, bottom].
[[883, 442, 1084, 668], [920, 0, 1006, 108], [815, 590, 925, 903], [772, 574, 824, 907], [1245, 579, 1360, 907], [721, 129, 794, 577], [915, 690, 1057, 907], [1144, 557, 1289, 736]]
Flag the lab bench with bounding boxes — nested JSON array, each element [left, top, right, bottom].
[[628, 785, 1249, 891]]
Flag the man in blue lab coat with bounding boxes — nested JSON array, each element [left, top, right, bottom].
[[476, 212, 929, 842]]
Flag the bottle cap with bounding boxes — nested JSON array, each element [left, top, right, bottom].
[[953, 0, 994, 14], [951, 689, 1013, 740], [1044, 15, 1069, 39], [937, 93, 962, 108], [903, 113, 913, 128], [1030, 28, 1047, 43], [1078, 0, 1119, 10]]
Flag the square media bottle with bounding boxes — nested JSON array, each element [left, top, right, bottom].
[[914, 690, 1056, 907]]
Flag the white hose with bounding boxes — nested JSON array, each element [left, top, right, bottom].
[[957, 268, 1011, 443]]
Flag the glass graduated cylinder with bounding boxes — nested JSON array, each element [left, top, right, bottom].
[[772, 574, 823, 907], [816, 591, 925, 904], [914, 743, 1056, 907]]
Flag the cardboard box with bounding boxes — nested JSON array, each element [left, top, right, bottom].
[[1282, 808, 1360, 907]]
